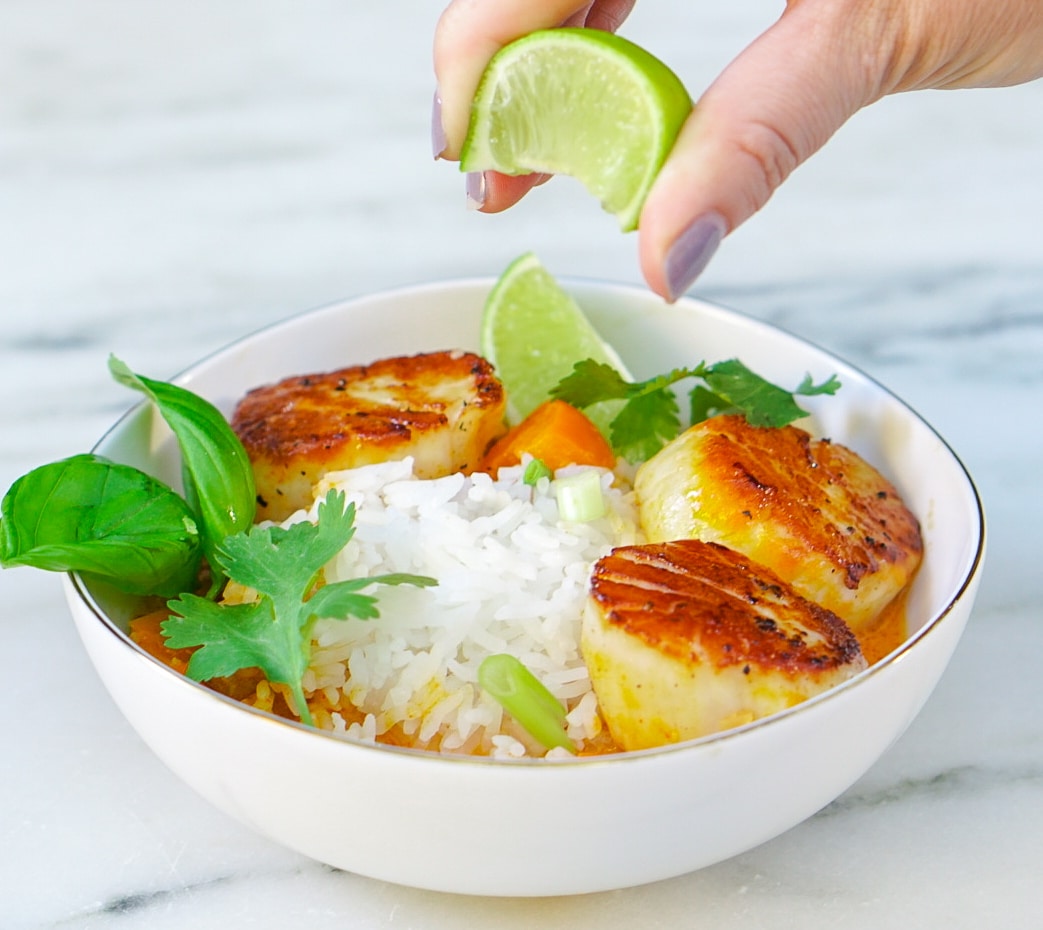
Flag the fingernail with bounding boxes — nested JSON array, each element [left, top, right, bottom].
[[663, 212, 727, 300], [465, 171, 486, 210], [431, 89, 447, 160]]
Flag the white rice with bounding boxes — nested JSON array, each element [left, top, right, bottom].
[[286, 457, 643, 759]]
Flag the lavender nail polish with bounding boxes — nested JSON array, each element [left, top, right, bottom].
[[465, 171, 486, 210], [663, 212, 727, 300], [431, 89, 447, 160]]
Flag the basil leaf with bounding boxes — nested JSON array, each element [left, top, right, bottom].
[[108, 356, 256, 576], [0, 454, 201, 596]]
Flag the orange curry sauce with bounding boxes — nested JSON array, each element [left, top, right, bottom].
[[129, 588, 909, 756]]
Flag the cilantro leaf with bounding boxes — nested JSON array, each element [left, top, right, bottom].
[[217, 494, 357, 599], [795, 372, 843, 397], [609, 388, 680, 463], [165, 596, 287, 682], [700, 359, 810, 429], [699, 360, 840, 428], [688, 385, 735, 424], [307, 573, 437, 623], [551, 359, 632, 408], [162, 488, 436, 726], [550, 356, 841, 461]]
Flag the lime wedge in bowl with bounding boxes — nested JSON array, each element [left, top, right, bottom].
[[461, 28, 693, 231], [480, 252, 631, 433]]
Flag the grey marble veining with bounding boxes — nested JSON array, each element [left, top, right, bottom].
[[2, 2, 1042, 928]]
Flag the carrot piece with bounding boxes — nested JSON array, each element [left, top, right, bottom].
[[481, 399, 616, 473], [129, 609, 194, 674]]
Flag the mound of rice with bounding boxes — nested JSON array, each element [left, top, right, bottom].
[[286, 457, 642, 759]]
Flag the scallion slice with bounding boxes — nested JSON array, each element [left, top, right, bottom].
[[553, 470, 606, 522], [478, 654, 576, 754]]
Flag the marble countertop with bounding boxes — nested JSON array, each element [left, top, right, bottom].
[[3, 2, 1041, 927]]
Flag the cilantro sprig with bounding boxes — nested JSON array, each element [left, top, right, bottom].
[[551, 359, 840, 462], [163, 488, 436, 726], [1, 356, 439, 730]]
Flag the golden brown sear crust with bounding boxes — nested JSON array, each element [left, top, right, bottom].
[[634, 414, 923, 635], [582, 539, 868, 751], [589, 540, 864, 673], [232, 350, 506, 521]]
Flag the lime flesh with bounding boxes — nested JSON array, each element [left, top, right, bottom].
[[480, 252, 630, 433], [461, 28, 693, 231]]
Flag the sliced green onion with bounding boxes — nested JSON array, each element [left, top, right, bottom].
[[553, 470, 606, 522], [478, 654, 576, 753], [522, 457, 552, 486]]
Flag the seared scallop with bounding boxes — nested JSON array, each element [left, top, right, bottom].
[[583, 539, 867, 751], [634, 415, 922, 636], [232, 350, 507, 521]]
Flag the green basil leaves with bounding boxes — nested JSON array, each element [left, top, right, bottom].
[[0, 454, 201, 596], [0, 357, 257, 598], [108, 356, 256, 582]]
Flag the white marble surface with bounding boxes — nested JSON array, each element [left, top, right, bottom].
[[2, 1, 1042, 926]]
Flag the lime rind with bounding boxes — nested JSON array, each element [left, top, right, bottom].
[[461, 29, 692, 231]]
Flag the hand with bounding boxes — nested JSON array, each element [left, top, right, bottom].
[[433, 2, 637, 210], [433, 0, 1043, 301]]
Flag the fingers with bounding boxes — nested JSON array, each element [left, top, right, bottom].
[[638, 0, 1043, 299], [433, 0, 636, 160], [575, 0, 636, 34], [637, 4, 879, 300], [466, 171, 552, 213]]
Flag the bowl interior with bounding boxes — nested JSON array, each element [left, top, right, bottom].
[[85, 278, 983, 656]]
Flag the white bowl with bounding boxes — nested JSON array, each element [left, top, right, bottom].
[[64, 278, 985, 897]]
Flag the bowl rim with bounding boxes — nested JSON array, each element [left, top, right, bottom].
[[69, 275, 987, 768]]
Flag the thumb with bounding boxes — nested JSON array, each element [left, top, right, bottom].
[[639, 3, 884, 301]]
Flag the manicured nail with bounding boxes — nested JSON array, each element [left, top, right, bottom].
[[465, 171, 486, 210], [663, 212, 727, 300], [431, 89, 447, 160]]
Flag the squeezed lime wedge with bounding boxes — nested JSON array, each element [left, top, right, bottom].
[[461, 28, 693, 230], [480, 252, 631, 432]]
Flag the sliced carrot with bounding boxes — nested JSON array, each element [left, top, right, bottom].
[[481, 399, 616, 473], [129, 609, 194, 674]]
